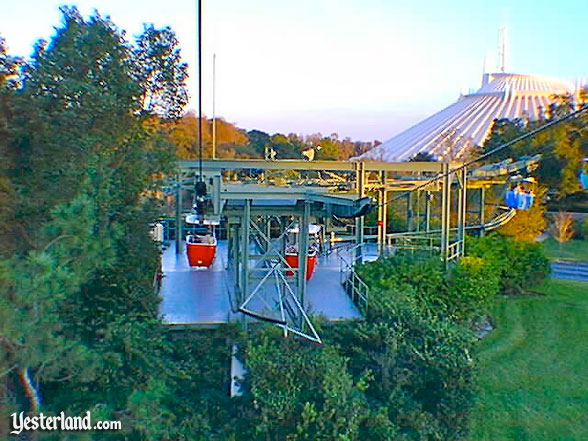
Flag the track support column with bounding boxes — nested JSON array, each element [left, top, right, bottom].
[[240, 200, 250, 302], [175, 174, 183, 254], [441, 163, 451, 263], [355, 162, 365, 263], [457, 166, 467, 257], [425, 191, 431, 232], [298, 201, 310, 313], [377, 171, 387, 255], [479, 187, 486, 237]]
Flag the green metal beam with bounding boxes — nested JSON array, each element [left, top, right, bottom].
[[179, 159, 445, 173]]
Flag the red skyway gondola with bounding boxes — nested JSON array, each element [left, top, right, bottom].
[[285, 223, 322, 280], [185, 215, 219, 268]]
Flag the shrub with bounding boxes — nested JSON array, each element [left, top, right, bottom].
[[448, 256, 500, 320], [467, 234, 550, 295], [357, 256, 450, 318], [325, 286, 476, 441], [573, 217, 588, 240], [549, 212, 575, 243], [245, 329, 367, 441], [498, 186, 547, 241], [358, 254, 500, 322]]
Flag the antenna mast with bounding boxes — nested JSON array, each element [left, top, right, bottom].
[[197, 0, 203, 182], [212, 53, 216, 160], [498, 26, 507, 73]]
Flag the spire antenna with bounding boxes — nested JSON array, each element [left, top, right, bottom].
[[498, 26, 507, 73]]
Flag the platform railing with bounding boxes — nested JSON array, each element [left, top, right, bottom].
[[446, 240, 463, 262], [386, 235, 441, 253], [339, 251, 369, 314]]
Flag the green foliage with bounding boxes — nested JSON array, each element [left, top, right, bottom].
[[574, 217, 588, 240], [247, 129, 271, 157], [246, 330, 366, 441], [357, 254, 498, 322], [327, 292, 475, 440], [498, 186, 547, 242], [467, 234, 550, 295], [448, 256, 500, 320], [133, 24, 188, 119], [338, 256, 480, 439], [483, 99, 588, 199], [409, 151, 437, 162], [0, 7, 193, 439]]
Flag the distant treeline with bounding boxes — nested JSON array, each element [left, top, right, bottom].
[[165, 111, 381, 161]]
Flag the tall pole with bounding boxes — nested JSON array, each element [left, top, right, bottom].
[[354, 162, 365, 263], [479, 187, 486, 237], [212, 53, 216, 160], [176, 175, 183, 254], [197, 0, 203, 181], [298, 201, 310, 318]]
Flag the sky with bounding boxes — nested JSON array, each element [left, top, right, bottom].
[[1, 0, 586, 141]]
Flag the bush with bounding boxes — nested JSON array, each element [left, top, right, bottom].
[[549, 212, 575, 243], [467, 234, 550, 295], [357, 256, 450, 318], [448, 256, 500, 320], [358, 255, 499, 322], [498, 186, 547, 242], [573, 217, 588, 240], [325, 286, 476, 440], [245, 329, 368, 441]]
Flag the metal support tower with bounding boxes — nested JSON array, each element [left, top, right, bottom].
[[456, 166, 468, 257], [354, 161, 365, 262], [425, 191, 431, 232], [298, 201, 310, 316], [228, 206, 321, 343], [377, 170, 387, 255], [440, 163, 452, 262], [175, 175, 183, 254], [479, 187, 486, 237]]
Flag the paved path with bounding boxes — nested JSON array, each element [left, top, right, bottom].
[[551, 260, 588, 283]]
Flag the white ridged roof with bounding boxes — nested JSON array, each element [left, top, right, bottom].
[[357, 73, 575, 162]]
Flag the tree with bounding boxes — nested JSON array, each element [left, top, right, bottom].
[[0, 36, 20, 257], [0, 8, 180, 436], [247, 129, 270, 157], [499, 186, 547, 241], [409, 151, 437, 162], [483, 105, 587, 198], [549, 211, 575, 243], [167, 112, 249, 160], [267, 133, 302, 159], [133, 24, 189, 119], [8, 6, 142, 249]]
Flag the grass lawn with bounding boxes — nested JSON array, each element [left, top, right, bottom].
[[470, 279, 588, 440], [543, 238, 588, 261]]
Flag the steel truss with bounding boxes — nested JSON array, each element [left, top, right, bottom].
[[163, 158, 523, 341], [229, 202, 321, 344]]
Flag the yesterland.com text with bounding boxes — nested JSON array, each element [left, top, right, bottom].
[[10, 411, 121, 435]]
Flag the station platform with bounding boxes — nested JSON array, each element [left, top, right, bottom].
[[160, 241, 232, 324], [159, 240, 362, 325]]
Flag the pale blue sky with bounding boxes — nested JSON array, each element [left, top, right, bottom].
[[1, 0, 586, 141]]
